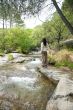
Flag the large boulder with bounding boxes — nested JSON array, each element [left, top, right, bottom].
[[63, 39, 73, 49], [46, 78, 73, 110]]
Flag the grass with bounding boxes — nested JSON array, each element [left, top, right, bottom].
[[55, 60, 73, 69], [48, 49, 73, 69]]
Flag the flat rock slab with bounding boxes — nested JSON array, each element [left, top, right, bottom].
[[46, 97, 73, 110], [38, 67, 69, 84], [53, 78, 73, 97], [38, 67, 73, 110], [11, 57, 32, 63], [46, 78, 73, 110]]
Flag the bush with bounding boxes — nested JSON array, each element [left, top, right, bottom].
[[0, 53, 4, 56], [16, 47, 22, 53], [8, 53, 14, 61], [0, 49, 4, 56], [0, 28, 33, 54]]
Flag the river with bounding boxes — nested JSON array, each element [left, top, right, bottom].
[[0, 53, 56, 110]]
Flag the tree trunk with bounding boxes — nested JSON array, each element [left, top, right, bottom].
[[3, 15, 5, 29], [10, 18, 12, 28], [9, 10, 13, 28], [52, 0, 73, 35]]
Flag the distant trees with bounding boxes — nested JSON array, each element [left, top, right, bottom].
[[0, 0, 73, 34], [0, 0, 25, 28], [31, 10, 73, 50], [0, 0, 73, 35], [0, 0, 73, 53], [0, 28, 33, 53]]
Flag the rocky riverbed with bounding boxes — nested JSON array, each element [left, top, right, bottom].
[[0, 53, 73, 110], [0, 53, 56, 110]]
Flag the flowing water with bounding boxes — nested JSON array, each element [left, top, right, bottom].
[[0, 56, 56, 110]]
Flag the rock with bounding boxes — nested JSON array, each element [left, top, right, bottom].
[[37, 67, 73, 110], [11, 57, 25, 63], [53, 78, 73, 97], [46, 97, 73, 110], [38, 67, 69, 84], [63, 39, 73, 48], [11, 57, 32, 63], [46, 78, 73, 110]]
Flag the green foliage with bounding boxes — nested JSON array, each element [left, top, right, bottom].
[[55, 60, 73, 69], [0, 0, 73, 55], [32, 26, 44, 47], [16, 47, 22, 53], [0, 28, 34, 54], [31, 10, 73, 50], [62, 0, 73, 27], [0, 52, 4, 56], [0, 48, 4, 56], [32, 12, 69, 49], [8, 53, 14, 61], [65, 0, 73, 8]]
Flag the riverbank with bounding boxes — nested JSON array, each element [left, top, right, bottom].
[[38, 64, 73, 110]]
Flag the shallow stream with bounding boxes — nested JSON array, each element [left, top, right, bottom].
[[0, 55, 56, 110]]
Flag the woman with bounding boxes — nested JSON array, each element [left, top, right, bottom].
[[41, 38, 49, 67]]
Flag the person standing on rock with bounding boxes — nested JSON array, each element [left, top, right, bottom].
[[41, 38, 49, 67]]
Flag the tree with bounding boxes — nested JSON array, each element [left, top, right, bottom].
[[12, 0, 73, 34], [0, 0, 25, 28], [65, 0, 73, 8], [51, 13, 64, 50], [0, 0, 73, 34], [0, 27, 33, 53], [51, 0, 73, 35], [62, 0, 73, 25]]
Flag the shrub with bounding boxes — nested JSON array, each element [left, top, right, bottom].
[[0, 49, 4, 56], [8, 53, 14, 61], [0, 53, 4, 56], [0, 28, 33, 54], [16, 47, 22, 53]]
